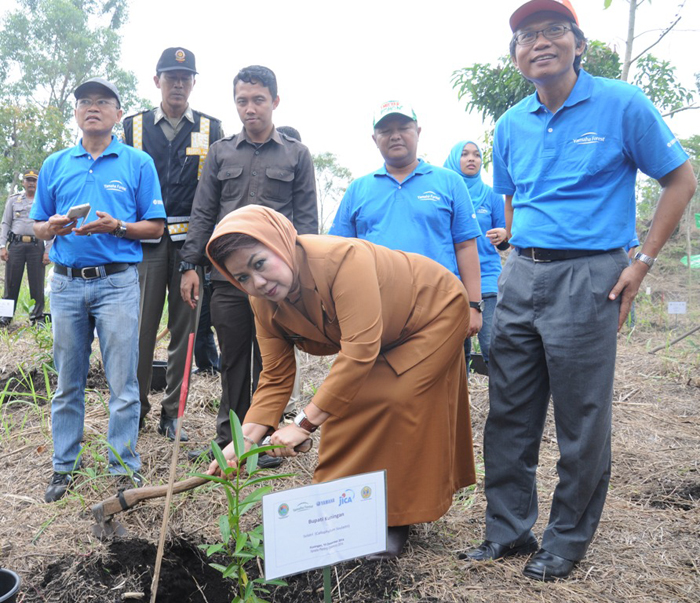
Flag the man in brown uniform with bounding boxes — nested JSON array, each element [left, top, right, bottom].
[[180, 65, 317, 459]]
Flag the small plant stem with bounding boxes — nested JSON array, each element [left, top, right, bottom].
[[323, 566, 332, 603]]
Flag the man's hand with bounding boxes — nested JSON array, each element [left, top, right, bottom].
[[467, 307, 483, 338], [73, 211, 119, 236], [0, 248, 8, 262], [42, 252, 51, 266], [46, 214, 79, 237], [608, 261, 649, 331], [180, 269, 200, 310]]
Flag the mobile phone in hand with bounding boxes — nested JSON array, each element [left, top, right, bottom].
[[66, 203, 91, 220]]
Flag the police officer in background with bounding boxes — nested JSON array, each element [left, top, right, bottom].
[[123, 47, 224, 441], [0, 169, 51, 326]]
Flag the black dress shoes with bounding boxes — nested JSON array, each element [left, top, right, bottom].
[[366, 525, 410, 561], [158, 416, 188, 442], [459, 535, 539, 561], [522, 549, 576, 581]]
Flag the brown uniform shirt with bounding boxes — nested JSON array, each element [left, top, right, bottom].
[[180, 127, 318, 279]]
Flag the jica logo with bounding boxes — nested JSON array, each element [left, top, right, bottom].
[[339, 489, 355, 507]]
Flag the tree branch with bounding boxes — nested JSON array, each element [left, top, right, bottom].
[[631, 15, 682, 64], [662, 104, 698, 118]]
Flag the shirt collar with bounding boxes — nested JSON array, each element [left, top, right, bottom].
[[70, 135, 123, 158], [526, 68, 593, 114], [154, 104, 194, 125], [234, 126, 282, 148], [374, 158, 431, 178]]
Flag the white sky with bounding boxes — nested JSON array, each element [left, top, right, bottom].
[[5, 0, 700, 180]]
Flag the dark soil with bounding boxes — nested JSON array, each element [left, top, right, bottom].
[[33, 537, 400, 603]]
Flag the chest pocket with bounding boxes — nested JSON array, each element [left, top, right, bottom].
[[217, 167, 244, 202], [265, 168, 294, 201]]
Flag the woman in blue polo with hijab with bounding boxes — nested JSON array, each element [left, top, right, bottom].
[[444, 140, 508, 369]]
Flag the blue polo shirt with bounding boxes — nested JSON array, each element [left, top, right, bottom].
[[31, 135, 165, 267], [493, 69, 689, 250], [329, 159, 481, 276], [474, 189, 506, 294]]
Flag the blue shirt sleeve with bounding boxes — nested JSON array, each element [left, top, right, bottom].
[[493, 117, 515, 196], [450, 175, 482, 243], [135, 155, 165, 221], [329, 181, 358, 237], [30, 158, 56, 221], [491, 190, 506, 229]]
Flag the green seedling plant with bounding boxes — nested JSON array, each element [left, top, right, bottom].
[[197, 410, 291, 603]]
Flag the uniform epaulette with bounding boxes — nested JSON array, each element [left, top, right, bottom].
[[123, 108, 156, 123], [194, 110, 223, 126]]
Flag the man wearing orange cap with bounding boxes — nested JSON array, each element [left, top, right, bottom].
[[0, 169, 51, 326], [463, 0, 696, 581]]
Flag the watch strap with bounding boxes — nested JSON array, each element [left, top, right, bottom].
[[294, 410, 318, 433], [634, 252, 656, 270]]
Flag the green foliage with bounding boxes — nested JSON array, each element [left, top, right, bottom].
[[197, 411, 292, 602], [0, 0, 149, 195], [313, 152, 352, 233], [632, 55, 696, 115]]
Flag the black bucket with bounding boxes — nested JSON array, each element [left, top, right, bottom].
[[0, 569, 20, 603], [151, 360, 167, 392]]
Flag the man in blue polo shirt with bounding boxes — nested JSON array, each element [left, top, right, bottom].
[[32, 78, 166, 503], [463, 0, 696, 581], [330, 101, 483, 336]]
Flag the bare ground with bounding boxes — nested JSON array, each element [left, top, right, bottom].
[[0, 290, 698, 602]]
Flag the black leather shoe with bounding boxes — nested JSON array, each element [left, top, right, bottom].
[[158, 416, 189, 442], [366, 525, 410, 561], [45, 472, 73, 503], [459, 535, 539, 561], [522, 549, 576, 581], [257, 454, 283, 469], [113, 471, 144, 490], [187, 448, 215, 462]]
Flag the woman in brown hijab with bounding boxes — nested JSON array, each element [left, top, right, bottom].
[[205, 205, 475, 559]]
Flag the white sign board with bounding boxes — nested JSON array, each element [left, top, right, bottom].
[[668, 301, 687, 315], [262, 470, 387, 580], [0, 299, 14, 318]]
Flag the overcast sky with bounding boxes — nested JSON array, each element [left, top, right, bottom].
[[5, 0, 699, 181]]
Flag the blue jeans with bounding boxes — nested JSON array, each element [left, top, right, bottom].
[[465, 293, 498, 366], [50, 266, 141, 474]]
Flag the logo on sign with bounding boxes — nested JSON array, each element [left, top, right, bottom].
[[338, 489, 355, 507], [361, 486, 372, 500], [278, 504, 289, 517]]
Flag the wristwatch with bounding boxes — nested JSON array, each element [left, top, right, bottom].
[[634, 252, 656, 270], [469, 300, 484, 313], [293, 409, 319, 433], [178, 261, 197, 273], [111, 220, 127, 238]]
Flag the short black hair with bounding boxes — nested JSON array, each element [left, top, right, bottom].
[[233, 65, 278, 99], [277, 126, 301, 142], [510, 21, 587, 74]]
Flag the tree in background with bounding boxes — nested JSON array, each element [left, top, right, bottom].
[[0, 0, 146, 197], [451, 0, 698, 166], [313, 152, 352, 233]]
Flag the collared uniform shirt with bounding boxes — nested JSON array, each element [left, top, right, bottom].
[[493, 69, 689, 250], [181, 127, 318, 276], [154, 104, 195, 142], [330, 159, 481, 277], [1, 192, 36, 244], [30, 136, 165, 267]]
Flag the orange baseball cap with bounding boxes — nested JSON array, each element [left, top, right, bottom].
[[510, 0, 579, 32]]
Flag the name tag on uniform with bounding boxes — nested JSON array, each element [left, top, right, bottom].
[[188, 132, 209, 152]]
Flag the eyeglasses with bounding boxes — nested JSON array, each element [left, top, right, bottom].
[[76, 98, 117, 109], [514, 24, 572, 46]]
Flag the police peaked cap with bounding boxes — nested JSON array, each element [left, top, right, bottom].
[[156, 47, 198, 74]]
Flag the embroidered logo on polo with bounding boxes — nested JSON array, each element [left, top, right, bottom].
[[572, 132, 606, 145], [104, 180, 126, 193], [417, 191, 441, 202]]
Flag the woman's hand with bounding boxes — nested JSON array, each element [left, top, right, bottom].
[[206, 441, 239, 477], [268, 424, 313, 457], [485, 228, 507, 247]]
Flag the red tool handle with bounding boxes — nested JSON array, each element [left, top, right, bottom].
[[177, 333, 195, 419]]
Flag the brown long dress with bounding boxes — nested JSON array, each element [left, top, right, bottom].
[[207, 208, 476, 526]]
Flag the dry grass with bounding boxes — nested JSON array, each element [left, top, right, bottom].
[[0, 273, 698, 602]]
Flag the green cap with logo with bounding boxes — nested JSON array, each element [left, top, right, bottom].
[[373, 100, 417, 129]]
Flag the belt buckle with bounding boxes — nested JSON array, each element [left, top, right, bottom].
[[530, 248, 551, 263], [21, 235, 32, 243], [80, 266, 100, 279]]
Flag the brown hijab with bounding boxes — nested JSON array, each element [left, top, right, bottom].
[[206, 205, 300, 294]]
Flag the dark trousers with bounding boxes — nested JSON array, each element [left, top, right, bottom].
[[210, 281, 262, 446], [3, 241, 45, 321], [194, 276, 219, 371], [483, 249, 628, 561]]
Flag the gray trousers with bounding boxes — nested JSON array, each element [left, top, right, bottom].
[[4, 240, 45, 320], [137, 237, 200, 420], [484, 249, 628, 561]]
